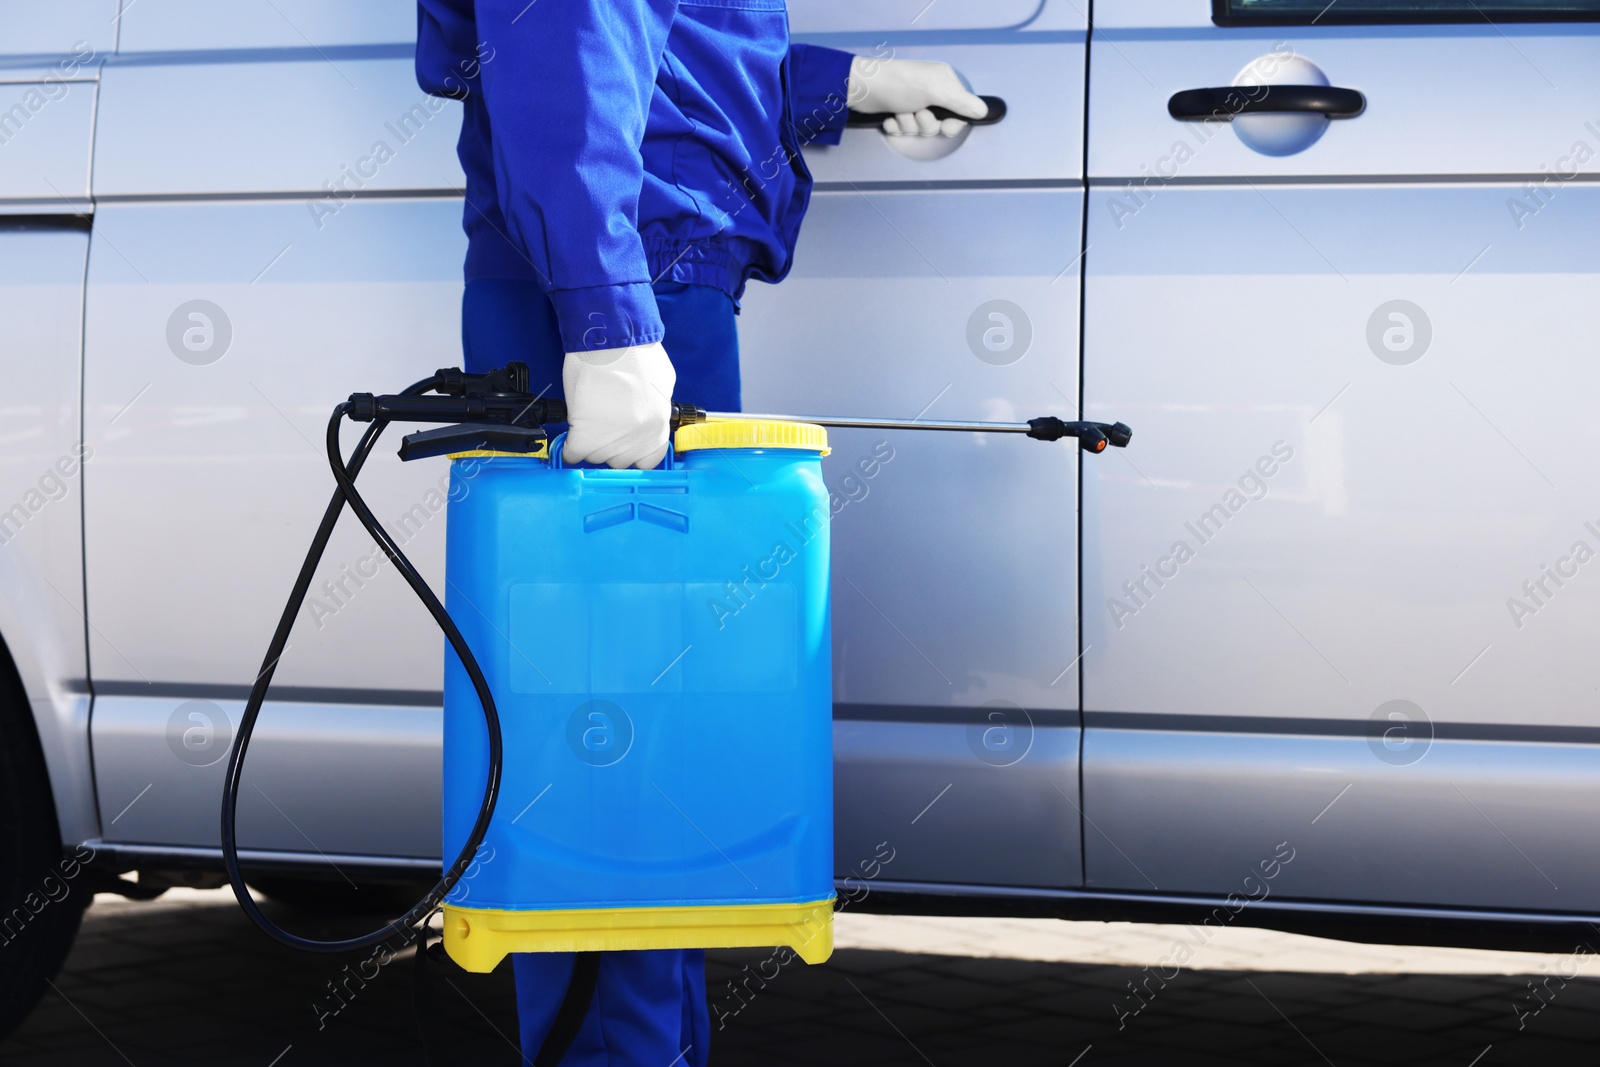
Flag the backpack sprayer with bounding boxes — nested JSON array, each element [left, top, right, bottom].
[[219, 362, 1129, 1058]]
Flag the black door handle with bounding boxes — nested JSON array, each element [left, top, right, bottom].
[[847, 94, 1007, 128], [1168, 85, 1364, 120]]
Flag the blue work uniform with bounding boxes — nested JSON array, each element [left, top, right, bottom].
[[420, 2, 854, 1063], [417, 0, 855, 355]]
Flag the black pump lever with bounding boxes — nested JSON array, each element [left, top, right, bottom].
[[397, 423, 548, 462]]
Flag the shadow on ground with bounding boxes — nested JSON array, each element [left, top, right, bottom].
[[0, 894, 1593, 1065]]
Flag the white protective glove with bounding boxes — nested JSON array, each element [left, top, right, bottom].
[[847, 56, 989, 138], [561, 342, 676, 470]]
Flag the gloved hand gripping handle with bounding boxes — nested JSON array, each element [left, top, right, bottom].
[[845, 94, 1008, 128]]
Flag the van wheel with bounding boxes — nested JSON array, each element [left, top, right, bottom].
[[0, 678, 87, 1040]]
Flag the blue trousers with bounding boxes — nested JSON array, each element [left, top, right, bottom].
[[462, 278, 741, 415], [461, 277, 735, 1067]]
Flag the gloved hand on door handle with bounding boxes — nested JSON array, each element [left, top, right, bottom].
[[561, 342, 676, 470], [847, 56, 989, 138]]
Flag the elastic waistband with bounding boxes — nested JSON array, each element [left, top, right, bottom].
[[463, 224, 756, 300], [642, 235, 752, 299]]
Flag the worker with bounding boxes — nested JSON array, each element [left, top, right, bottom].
[[416, 2, 985, 1062]]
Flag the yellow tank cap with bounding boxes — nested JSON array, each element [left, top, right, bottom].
[[448, 442, 550, 460], [675, 418, 829, 455]]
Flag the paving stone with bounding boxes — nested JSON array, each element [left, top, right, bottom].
[[1377, 972, 1525, 1006], [1014, 991, 1119, 1023], [1323, 991, 1485, 1031]]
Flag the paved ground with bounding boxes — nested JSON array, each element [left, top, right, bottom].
[[2, 888, 1598, 1066]]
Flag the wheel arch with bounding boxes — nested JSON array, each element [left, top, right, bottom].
[[0, 584, 98, 850]]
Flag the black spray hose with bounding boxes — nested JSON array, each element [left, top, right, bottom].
[[220, 374, 505, 954]]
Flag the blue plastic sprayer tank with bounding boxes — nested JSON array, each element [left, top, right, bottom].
[[439, 419, 834, 972]]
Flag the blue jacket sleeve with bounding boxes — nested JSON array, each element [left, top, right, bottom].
[[787, 44, 855, 147], [415, 0, 477, 99], [470, 0, 678, 353]]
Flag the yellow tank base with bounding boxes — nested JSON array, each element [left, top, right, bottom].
[[442, 898, 836, 973]]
